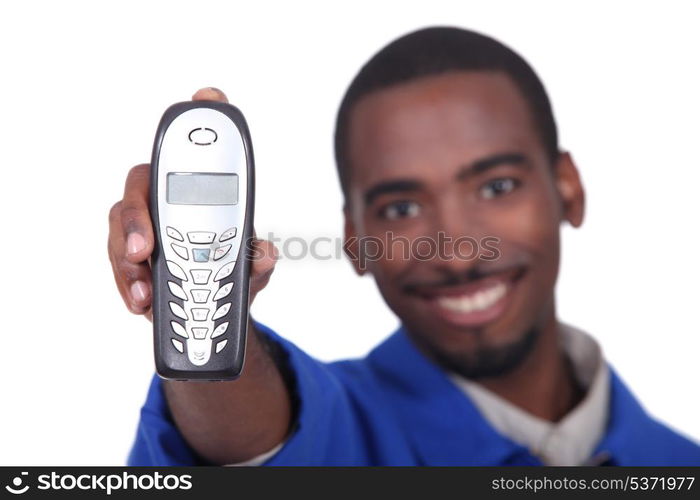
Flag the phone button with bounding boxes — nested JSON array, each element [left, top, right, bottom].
[[169, 302, 188, 320], [215, 339, 228, 353], [168, 281, 188, 301], [189, 127, 218, 146], [212, 303, 231, 321], [219, 227, 237, 242], [211, 322, 229, 339], [188, 232, 216, 244], [214, 262, 235, 282], [191, 289, 211, 303], [190, 269, 212, 285], [213, 282, 233, 301], [166, 261, 188, 281], [166, 226, 184, 241], [191, 308, 209, 321], [171, 338, 184, 353], [171, 321, 188, 339], [192, 248, 210, 262], [171, 243, 189, 260], [191, 327, 208, 339], [214, 244, 231, 261]]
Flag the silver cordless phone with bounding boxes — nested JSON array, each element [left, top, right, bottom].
[[149, 101, 255, 380]]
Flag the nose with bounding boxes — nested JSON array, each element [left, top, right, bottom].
[[429, 195, 488, 274]]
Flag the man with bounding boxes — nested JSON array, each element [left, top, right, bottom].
[[109, 27, 700, 465]]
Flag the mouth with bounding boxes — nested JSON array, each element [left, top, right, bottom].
[[407, 268, 524, 328]]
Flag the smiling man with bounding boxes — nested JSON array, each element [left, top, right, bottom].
[[111, 27, 700, 465]]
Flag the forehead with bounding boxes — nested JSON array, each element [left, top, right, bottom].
[[346, 71, 545, 196]]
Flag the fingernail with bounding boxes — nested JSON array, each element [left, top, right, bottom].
[[127, 232, 146, 255], [131, 280, 149, 303]]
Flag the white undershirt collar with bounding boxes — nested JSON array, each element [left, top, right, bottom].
[[449, 323, 610, 466]]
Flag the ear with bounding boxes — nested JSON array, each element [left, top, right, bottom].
[[554, 152, 585, 228], [343, 205, 366, 276]]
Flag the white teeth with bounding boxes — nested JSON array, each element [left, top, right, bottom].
[[436, 282, 507, 314]]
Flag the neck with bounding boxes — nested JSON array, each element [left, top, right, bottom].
[[477, 314, 584, 422]]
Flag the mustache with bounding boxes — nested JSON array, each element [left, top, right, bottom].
[[400, 253, 530, 293]]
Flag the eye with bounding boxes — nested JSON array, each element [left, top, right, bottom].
[[480, 177, 520, 199], [378, 200, 421, 220]]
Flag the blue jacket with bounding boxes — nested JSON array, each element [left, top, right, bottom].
[[128, 322, 700, 466]]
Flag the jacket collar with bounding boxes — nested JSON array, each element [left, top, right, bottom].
[[367, 326, 535, 465], [593, 367, 657, 465], [367, 326, 656, 466]]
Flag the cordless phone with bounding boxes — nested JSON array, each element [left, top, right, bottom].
[[149, 101, 254, 380]]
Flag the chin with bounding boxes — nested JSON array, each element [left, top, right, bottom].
[[421, 322, 541, 380]]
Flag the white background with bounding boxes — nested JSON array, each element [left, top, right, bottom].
[[0, 0, 698, 465]]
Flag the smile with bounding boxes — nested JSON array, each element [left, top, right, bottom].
[[415, 272, 521, 328], [435, 281, 508, 314]]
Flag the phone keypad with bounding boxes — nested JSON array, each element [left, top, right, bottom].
[[166, 260, 187, 281], [171, 338, 184, 353], [211, 322, 229, 339], [191, 327, 208, 340], [214, 244, 231, 261], [192, 248, 211, 262], [214, 262, 235, 282], [187, 232, 216, 244], [215, 339, 228, 353], [171, 321, 188, 339], [166, 226, 184, 242], [212, 303, 231, 321], [190, 269, 212, 285], [220, 227, 237, 242], [171, 243, 189, 260], [164, 225, 240, 361], [168, 281, 188, 301], [167, 228, 238, 265], [213, 282, 233, 301], [191, 308, 209, 321], [190, 289, 210, 303], [169, 302, 188, 321]]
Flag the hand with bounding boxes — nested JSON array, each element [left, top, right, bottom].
[[107, 87, 277, 321]]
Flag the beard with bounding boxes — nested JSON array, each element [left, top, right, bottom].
[[422, 326, 540, 380]]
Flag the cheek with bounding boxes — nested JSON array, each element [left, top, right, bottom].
[[483, 180, 561, 250], [487, 187, 562, 301], [362, 231, 414, 282], [502, 201, 557, 247]]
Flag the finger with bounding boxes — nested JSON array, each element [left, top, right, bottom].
[[121, 164, 154, 263], [108, 206, 153, 314], [109, 246, 153, 314], [249, 239, 278, 300], [192, 87, 229, 103]]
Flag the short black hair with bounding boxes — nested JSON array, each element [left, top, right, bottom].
[[334, 26, 559, 200]]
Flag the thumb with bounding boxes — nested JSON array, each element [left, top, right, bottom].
[[249, 238, 278, 302], [192, 87, 229, 103]]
